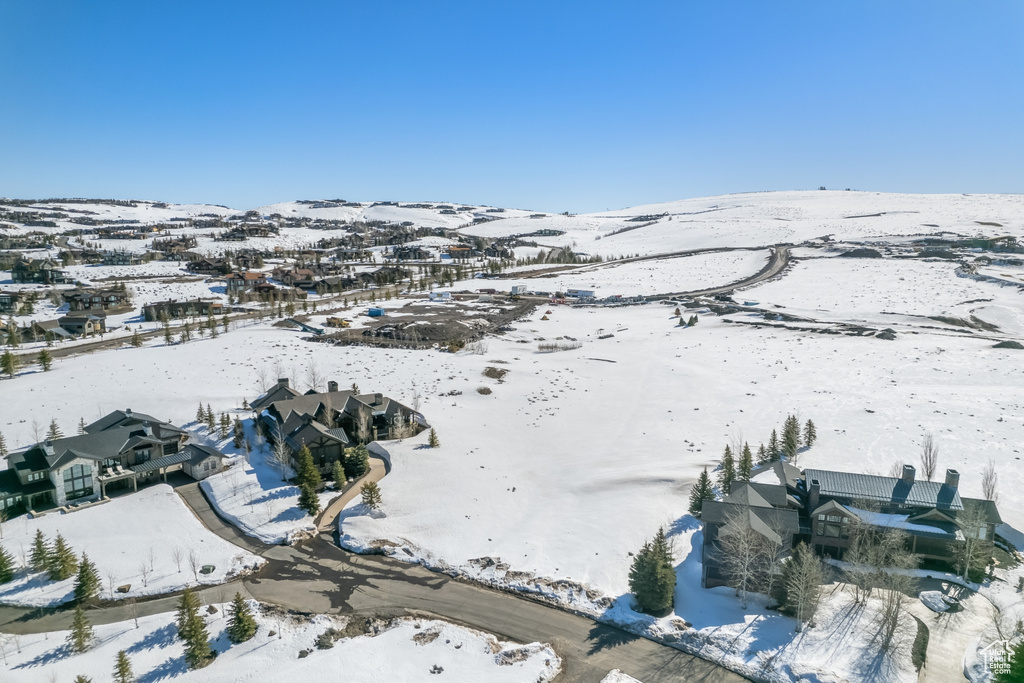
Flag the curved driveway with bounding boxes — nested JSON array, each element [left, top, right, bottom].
[[0, 483, 748, 683]]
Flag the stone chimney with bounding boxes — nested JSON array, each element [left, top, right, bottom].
[[277, 378, 289, 388], [902, 464, 916, 483], [327, 380, 339, 393], [374, 393, 383, 406], [809, 479, 820, 511], [944, 468, 960, 489], [124, 408, 132, 417]]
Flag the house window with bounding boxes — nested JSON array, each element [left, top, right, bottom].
[[135, 447, 151, 463], [63, 464, 93, 500], [163, 442, 178, 455], [102, 458, 119, 472], [818, 515, 848, 538]]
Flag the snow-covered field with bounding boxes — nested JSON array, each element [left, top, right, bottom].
[[3, 190, 1024, 681], [0, 603, 561, 683], [750, 253, 1024, 332], [0, 486, 262, 607], [445, 249, 770, 298]]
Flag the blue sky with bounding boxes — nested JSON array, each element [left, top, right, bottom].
[[1, 1, 1021, 211]]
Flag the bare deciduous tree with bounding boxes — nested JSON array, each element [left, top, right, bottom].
[[188, 549, 200, 582], [982, 459, 998, 502], [888, 461, 904, 478], [784, 542, 823, 632], [254, 365, 269, 394], [106, 569, 118, 600], [138, 561, 151, 588], [271, 423, 293, 479], [955, 500, 993, 582], [877, 569, 914, 651], [126, 597, 139, 628], [304, 360, 323, 393], [171, 546, 184, 573], [356, 414, 371, 444], [920, 433, 939, 481]]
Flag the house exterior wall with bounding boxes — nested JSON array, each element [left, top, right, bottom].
[[185, 457, 223, 481], [51, 459, 100, 507]]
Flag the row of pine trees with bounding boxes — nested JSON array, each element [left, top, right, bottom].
[[65, 588, 259, 680], [688, 415, 817, 517]]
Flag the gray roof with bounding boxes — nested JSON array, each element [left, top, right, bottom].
[[132, 451, 192, 473], [701, 500, 800, 540], [181, 444, 226, 467], [804, 468, 963, 511], [773, 460, 803, 489], [249, 383, 303, 411]]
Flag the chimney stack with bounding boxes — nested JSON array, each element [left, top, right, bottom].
[[277, 378, 289, 388], [809, 479, 820, 511], [902, 464, 916, 483], [944, 468, 960, 489], [328, 380, 339, 393], [374, 393, 383, 406], [124, 408, 132, 417]]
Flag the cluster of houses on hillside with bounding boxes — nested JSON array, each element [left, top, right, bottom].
[[701, 461, 1003, 587], [0, 383, 422, 516]]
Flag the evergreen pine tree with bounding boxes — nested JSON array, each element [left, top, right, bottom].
[[4, 324, 18, 348], [782, 415, 801, 460], [428, 428, 440, 448], [130, 329, 143, 347], [74, 552, 102, 604], [196, 402, 205, 423], [627, 530, 676, 614], [176, 587, 201, 635], [163, 321, 173, 345], [1, 349, 18, 378], [205, 404, 215, 431], [178, 588, 213, 669], [298, 482, 320, 516], [804, 419, 817, 448], [332, 459, 346, 486], [295, 445, 321, 489], [718, 445, 736, 494], [233, 417, 244, 448], [688, 467, 715, 517], [38, 348, 52, 371], [47, 418, 63, 440], [345, 444, 370, 479], [78, 417, 87, 435], [219, 413, 230, 439], [226, 592, 258, 643], [768, 429, 780, 462], [756, 443, 768, 465], [67, 605, 94, 653], [30, 529, 49, 572], [74, 676, 93, 683], [739, 442, 753, 481], [0, 429, 7, 457], [48, 532, 78, 580], [113, 650, 135, 683], [360, 480, 382, 509], [0, 545, 15, 584]]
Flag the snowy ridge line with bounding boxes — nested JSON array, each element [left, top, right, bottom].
[[336, 536, 791, 683]]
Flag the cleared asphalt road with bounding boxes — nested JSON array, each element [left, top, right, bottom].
[[0, 483, 747, 682]]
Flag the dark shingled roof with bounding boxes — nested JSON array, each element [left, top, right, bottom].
[[181, 444, 226, 467], [804, 468, 963, 511]]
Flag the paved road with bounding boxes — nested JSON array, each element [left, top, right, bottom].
[[314, 456, 388, 531], [906, 582, 993, 683], [0, 485, 748, 683]]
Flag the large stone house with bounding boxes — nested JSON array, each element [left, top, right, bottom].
[[63, 288, 132, 312], [1, 409, 224, 513], [225, 271, 268, 293], [253, 379, 422, 475], [700, 462, 1003, 588]]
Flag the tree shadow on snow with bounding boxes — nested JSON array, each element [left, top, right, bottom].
[[666, 514, 701, 537], [137, 654, 189, 683], [125, 623, 177, 655], [13, 642, 75, 669]]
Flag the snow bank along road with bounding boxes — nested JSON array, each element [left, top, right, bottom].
[[0, 484, 745, 683]]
